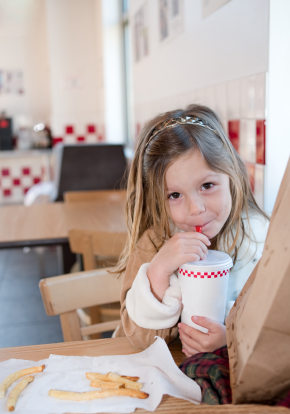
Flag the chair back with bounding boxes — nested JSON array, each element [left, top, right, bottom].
[[69, 229, 127, 270], [54, 144, 127, 201], [64, 228, 126, 340], [39, 268, 124, 341]]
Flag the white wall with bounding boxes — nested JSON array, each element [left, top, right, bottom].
[[0, 0, 51, 131], [130, 0, 269, 111], [129, 0, 290, 214], [45, 0, 105, 137], [265, 0, 290, 213]]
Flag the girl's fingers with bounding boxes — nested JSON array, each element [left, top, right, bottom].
[[182, 348, 195, 357], [177, 232, 211, 246], [183, 245, 207, 258], [155, 232, 209, 274], [182, 349, 190, 357], [191, 316, 218, 331], [180, 338, 198, 357], [179, 329, 204, 353], [179, 323, 210, 349], [183, 253, 206, 262], [183, 240, 208, 255], [182, 343, 200, 357]]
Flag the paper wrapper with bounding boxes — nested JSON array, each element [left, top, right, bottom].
[[0, 337, 201, 413], [226, 157, 290, 404]]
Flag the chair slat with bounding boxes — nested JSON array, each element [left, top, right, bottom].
[[81, 320, 121, 336], [60, 311, 82, 341]]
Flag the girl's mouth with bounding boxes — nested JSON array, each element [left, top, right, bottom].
[[194, 220, 212, 231]]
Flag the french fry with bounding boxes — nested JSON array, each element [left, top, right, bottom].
[[49, 388, 149, 401], [0, 365, 45, 399], [7, 376, 34, 412], [121, 375, 139, 382], [86, 372, 140, 383], [86, 372, 109, 382], [90, 379, 124, 389], [107, 372, 142, 391]]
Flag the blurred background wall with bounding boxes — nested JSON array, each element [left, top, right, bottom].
[[45, 0, 105, 143], [131, 0, 268, 121], [0, 0, 289, 213], [0, 0, 51, 129]]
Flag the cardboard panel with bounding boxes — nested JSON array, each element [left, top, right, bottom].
[[227, 157, 290, 404]]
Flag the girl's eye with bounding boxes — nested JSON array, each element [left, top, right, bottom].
[[168, 192, 181, 199], [202, 182, 214, 190]]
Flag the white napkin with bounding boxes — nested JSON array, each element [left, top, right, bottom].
[[0, 337, 201, 413]]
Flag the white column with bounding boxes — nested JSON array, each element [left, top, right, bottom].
[[265, 0, 290, 213], [102, 0, 126, 143]]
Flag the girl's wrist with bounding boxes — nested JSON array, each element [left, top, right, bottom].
[[147, 264, 171, 302], [147, 262, 171, 285]]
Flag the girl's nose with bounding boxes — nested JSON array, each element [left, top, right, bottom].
[[188, 196, 205, 216]]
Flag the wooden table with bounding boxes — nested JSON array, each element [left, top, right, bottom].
[[0, 199, 126, 272], [0, 200, 126, 249], [0, 338, 286, 413]]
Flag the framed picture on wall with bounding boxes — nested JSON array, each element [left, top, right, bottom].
[[13, 70, 24, 94], [0, 69, 24, 95], [159, 0, 183, 43], [134, 2, 149, 62], [159, 0, 169, 41]]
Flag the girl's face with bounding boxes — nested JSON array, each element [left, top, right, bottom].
[[165, 149, 232, 239]]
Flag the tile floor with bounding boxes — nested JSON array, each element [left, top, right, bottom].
[[0, 247, 64, 348]]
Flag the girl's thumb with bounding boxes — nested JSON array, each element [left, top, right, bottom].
[[192, 315, 216, 331]]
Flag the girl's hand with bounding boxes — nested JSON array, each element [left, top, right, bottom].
[[147, 232, 210, 301], [178, 316, 227, 357]]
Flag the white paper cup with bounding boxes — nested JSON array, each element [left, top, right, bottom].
[[178, 250, 233, 333]]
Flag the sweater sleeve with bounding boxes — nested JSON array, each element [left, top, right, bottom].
[[126, 263, 182, 329], [115, 229, 179, 349]]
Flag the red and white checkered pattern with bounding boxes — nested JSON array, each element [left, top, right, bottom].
[[228, 119, 265, 207], [179, 268, 230, 278], [0, 164, 46, 203], [228, 119, 266, 166], [52, 124, 105, 146]]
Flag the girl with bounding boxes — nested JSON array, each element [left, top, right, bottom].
[[115, 104, 269, 357]]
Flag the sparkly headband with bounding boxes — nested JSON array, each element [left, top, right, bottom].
[[145, 116, 218, 149]]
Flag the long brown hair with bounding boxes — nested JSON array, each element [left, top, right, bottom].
[[116, 104, 268, 274]]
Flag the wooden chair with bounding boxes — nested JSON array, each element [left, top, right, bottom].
[[56, 190, 127, 340], [39, 268, 124, 341], [64, 189, 126, 270], [64, 189, 127, 270], [68, 228, 127, 271], [66, 228, 127, 340]]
